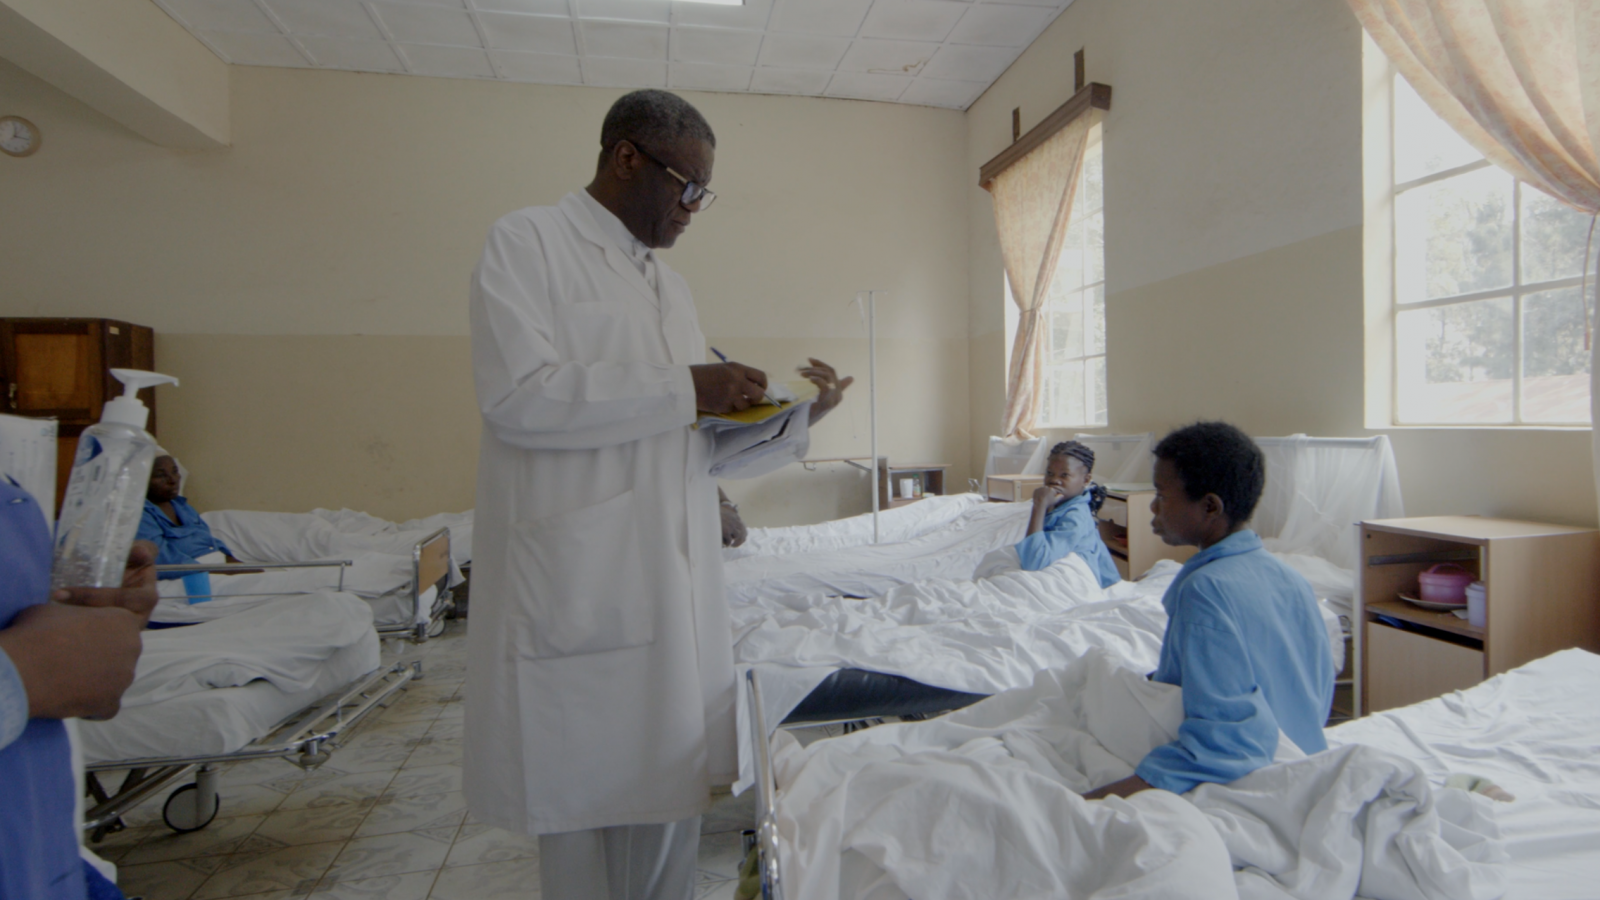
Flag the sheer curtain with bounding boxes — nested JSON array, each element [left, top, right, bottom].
[[1346, 0, 1600, 511], [986, 112, 1096, 439]]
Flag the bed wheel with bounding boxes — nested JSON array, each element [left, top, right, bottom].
[[162, 783, 220, 833]]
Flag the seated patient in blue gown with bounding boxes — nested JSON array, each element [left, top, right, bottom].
[[1014, 440, 1121, 588], [1085, 422, 1335, 801], [137, 455, 241, 579]]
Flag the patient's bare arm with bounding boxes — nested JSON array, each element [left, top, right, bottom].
[[719, 488, 748, 548], [1083, 774, 1153, 801]]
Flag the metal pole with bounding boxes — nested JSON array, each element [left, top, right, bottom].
[[868, 291, 880, 544]]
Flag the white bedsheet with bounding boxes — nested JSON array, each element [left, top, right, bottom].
[[122, 593, 376, 709], [725, 494, 987, 561], [725, 501, 1033, 604], [1328, 649, 1600, 900], [78, 636, 379, 764], [204, 509, 469, 578], [773, 651, 1502, 900]]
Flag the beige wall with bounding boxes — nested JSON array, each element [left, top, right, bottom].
[[0, 60, 971, 523], [965, 0, 1598, 527]]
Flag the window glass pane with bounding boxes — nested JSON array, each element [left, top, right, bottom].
[[1054, 362, 1086, 426], [1086, 209, 1104, 286], [1089, 356, 1107, 426], [1083, 147, 1103, 213], [1051, 216, 1085, 298], [1520, 187, 1596, 284], [1394, 74, 1484, 183], [1087, 284, 1105, 356], [1522, 286, 1594, 423], [1396, 298, 1514, 423], [1395, 166, 1514, 302], [1048, 299, 1084, 363]]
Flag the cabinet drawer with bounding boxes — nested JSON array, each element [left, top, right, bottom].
[[1366, 623, 1483, 713]]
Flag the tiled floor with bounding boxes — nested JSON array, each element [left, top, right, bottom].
[[99, 622, 754, 900]]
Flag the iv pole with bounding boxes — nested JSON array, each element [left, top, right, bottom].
[[854, 291, 883, 544]]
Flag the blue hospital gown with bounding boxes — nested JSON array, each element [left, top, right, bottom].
[[1014, 491, 1122, 588], [137, 497, 234, 580], [1134, 529, 1334, 794]]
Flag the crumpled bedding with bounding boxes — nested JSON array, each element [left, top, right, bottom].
[[774, 651, 1506, 900], [725, 493, 988, 561], [121, 592, 377, 709], [724, 501, 1034, 604], [203, 508, 470, 576]]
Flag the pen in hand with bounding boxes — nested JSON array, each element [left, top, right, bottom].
[[709, 347, 781, 407]]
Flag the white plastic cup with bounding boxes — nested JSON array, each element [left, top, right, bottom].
[[1465, 582, 1486, 629], [900, 477, 916, 499]]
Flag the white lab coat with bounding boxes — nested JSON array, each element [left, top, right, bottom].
[[463, 192, 808, 835]]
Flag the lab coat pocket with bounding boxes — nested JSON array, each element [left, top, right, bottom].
[[507, 490, 655, 659]]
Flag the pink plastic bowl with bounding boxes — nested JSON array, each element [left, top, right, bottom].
[[1418, 564, 1473, 604]]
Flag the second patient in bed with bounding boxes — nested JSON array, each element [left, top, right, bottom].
[[1014, 440, 1121, 588], [138, 455, 242, 577]]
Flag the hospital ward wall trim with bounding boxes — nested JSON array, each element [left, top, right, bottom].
[[962, 0, 1596, 528], [0, 63, 972, 521]]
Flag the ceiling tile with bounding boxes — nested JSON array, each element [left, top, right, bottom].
[[988, 0, 1069, 7], [898, 76, 986, 108], [673, 27, 762, 66], [824, 70, 911, 102], [381, 0, 465, 7], [581, 21, 668, 59], [577, 0, 671, 24], [479, 13, 578, 54], [473, 0, 569, 12], [756, 33, 849, 69], [159, 0, 279, 33], [300, 36, 407, 72], [582, 56, 667, 87], [265, 0, 383, 40], [670, 63, 755, 92], [838, 39, 939, 76], [399, 43, 497, 76], [493, 49, 583, 83], [768, 0, 872, 37], [945, 3, 1054, 46], [858, 0, 969, 43], [919, 43, 1014, 81], [372, 4, 483, 46], [200, 30, 310, 65], [672, 0, 773, 31], [749, 67, 833, 95]]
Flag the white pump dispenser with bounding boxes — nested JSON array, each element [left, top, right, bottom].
[[52, 368, 180, 589]]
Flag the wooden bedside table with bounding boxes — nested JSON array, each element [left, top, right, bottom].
[[1355, 516, 1600, 716], [1096, 487, 1194, 580]]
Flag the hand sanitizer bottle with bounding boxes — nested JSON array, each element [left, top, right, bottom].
[[52, 369, 179, 589]]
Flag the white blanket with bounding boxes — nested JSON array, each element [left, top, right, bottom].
[[774, 651, 1505, 900], [726, 494, 988, 561], [204, 508, 469, 578], [122, 592, 376, 709]]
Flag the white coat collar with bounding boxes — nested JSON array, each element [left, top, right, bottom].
[[559, 192, 660, 310]]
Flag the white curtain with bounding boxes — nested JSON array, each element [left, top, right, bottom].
[[986, 112, 1096, 439], [1346, 0, 1600, 513]]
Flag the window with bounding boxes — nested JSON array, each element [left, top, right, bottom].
[[1035, 133, 1106, 427], [1389, 74, 1595, 425]]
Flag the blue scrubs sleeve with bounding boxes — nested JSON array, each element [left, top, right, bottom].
[[1015, 501, 1093, 571], [1135, 615, 1281, 794]]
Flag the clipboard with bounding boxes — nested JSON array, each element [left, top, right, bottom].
[[695, 380, 820, 430]]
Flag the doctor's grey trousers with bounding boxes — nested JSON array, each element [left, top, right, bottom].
[[539, 814, 701, 900]]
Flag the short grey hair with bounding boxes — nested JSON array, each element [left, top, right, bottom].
[[600, 90, 716, 155]]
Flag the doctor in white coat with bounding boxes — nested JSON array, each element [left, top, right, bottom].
[[464, 90, 850, 899]]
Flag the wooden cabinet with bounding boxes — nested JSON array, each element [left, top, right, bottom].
[[1356, 516, 1600, 716], [0, 318, 157, 507], [986, 473, 1043, 502], [1096, 489, 1194, 580], [879, 461, 948, 510]]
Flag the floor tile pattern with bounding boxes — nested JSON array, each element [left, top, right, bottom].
[[106, 623, 753, 900]]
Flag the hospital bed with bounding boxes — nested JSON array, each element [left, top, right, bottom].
[[156, 525, 457, 642], [730, 435, 1399, 737], [744, 646, 1600, 900], [77, 593, 419, 840]]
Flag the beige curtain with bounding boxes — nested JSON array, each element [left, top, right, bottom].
[[1347, 0, 1600, 511], [986, 113, 1095, 439]]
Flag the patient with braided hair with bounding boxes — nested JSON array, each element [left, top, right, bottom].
[[1013, 440, 1121, 588]]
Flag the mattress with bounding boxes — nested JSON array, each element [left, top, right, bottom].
[[1327, 648, 1600, 899], [79, 632, 380, 764]]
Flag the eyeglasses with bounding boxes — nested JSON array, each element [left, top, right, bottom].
[[630, 142, 717, 211]]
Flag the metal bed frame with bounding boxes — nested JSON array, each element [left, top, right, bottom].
[[152, 527, 456, 644], [84, 659, 419, 841], [746, 668, 786, 900]]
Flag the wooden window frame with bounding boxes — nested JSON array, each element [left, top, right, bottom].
[[978, 82, 1112, 189]]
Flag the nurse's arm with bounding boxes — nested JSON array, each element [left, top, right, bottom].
[[471, 220, 699, 450]]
